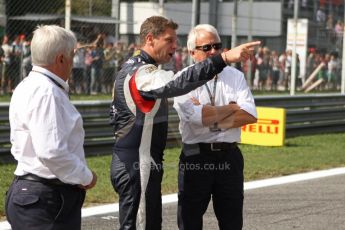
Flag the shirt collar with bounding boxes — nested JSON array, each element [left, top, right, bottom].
[[32, 66, 69, 92]]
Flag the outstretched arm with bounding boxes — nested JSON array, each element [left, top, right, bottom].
[[221, 41, 261, 64], [136, 41, 261, 100]]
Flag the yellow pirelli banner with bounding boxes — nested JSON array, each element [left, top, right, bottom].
[[241, 107, 286, 146]]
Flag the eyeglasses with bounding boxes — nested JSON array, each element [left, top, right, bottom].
[[195, 43, 222, 52]]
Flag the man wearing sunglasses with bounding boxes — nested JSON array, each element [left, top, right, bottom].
[[174, 24, 258, 229]]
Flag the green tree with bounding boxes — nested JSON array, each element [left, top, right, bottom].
[[71, 0, 111, 16]]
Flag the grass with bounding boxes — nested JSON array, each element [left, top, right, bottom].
[[1, 132, 345, 219]]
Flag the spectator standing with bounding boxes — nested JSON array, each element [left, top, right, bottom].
[[306, 49, 316, 78], [21, 38, 32, 79], [181, 47, 189, 68], [103, 42, 117, 93], [10, 35, 23, 90], [316, 6, 326, 26], [327, 53, 339, 90], [173, 47, 183, 73], [72, 42, 86, 94], [0, 44, 4, 92], [334, 20, 344, 48], [271, 50, 280, 91], [278, 50, 286, 88], [84, 47, 93, 94], [284, 50, 292, 90], [114, 42, 126, 74], [1, 35, 13, 94], [90, 40, 104, 94]]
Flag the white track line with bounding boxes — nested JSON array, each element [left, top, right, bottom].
[[1, 166, 345, 229]]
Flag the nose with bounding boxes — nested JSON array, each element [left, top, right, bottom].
[[172, 41, 177, 50], [208, 47, 219, 55]]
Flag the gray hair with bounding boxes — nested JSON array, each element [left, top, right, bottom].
[[187, 24, 221, 51], [31, 25, 77, 66]]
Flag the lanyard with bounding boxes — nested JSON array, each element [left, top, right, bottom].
[[31, 70, 65, 91], [205, 75, 221, 132], [205, 75, 218, 106]]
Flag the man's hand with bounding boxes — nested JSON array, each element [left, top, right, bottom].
[[228, 102, 240, 114], [79, 171, 97, 190], [221, 41, 261, 64], [190, 97, 201, 105]]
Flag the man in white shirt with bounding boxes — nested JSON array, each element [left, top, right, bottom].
[[5, 25, 97, 230], [174, 24, 257, 229]]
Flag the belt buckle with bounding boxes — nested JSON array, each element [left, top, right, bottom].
[[210, 143, 221, 151]]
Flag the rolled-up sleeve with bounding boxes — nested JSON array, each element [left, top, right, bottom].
[[173, 94, 203, 126], [236, 73, 257, 118]]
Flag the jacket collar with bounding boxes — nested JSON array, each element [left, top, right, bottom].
[[137, 49, 158, 66]]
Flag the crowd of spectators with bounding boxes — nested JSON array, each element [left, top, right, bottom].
[[317, 6, 343, 48], [64, 34, 139, 95], [0, 34, 31, 94], [240, 46, 342, 91], [0, 30, 344, 95], [167, 45, 343, 92], [0, 32, 139, 95]]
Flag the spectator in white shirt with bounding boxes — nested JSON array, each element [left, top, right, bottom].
[[1, 35, 13, 94], [5, 25, 97, 230], [173, 24, 257, 229], [72, 42, 87, 94], [316, 6, 326, 26]]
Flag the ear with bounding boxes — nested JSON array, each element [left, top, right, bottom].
[[146, 33, 154, 46], [56, 54, 64, 64]]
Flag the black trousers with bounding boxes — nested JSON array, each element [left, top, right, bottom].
[[5, 177, 85, 230], [178, 144, 244, 230], [110, 152, 163, 230]]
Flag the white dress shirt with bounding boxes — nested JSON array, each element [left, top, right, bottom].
[[9, 66, 93, 186], [173, 66, 257, 144]]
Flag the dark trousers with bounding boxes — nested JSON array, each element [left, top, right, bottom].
[[178, 144, 244, 230], [110, 152, 163, 230], [5, 178, 85, 230]]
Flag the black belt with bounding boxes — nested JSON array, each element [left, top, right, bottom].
[[17, 173, 71, 187], [199, 142, 237, 152]]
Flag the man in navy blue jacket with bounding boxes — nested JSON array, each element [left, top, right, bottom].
[[109, 15, 260, 230]]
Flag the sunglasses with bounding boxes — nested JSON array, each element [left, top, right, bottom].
[[195, 43, 222, 52]]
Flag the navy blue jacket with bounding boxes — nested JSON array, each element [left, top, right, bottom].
[[109, 50, 226, 162]]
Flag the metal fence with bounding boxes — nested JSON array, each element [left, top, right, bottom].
[[1, 0, 122, 95], [1, 94, 345, 163], [0, 0, 345, 96]]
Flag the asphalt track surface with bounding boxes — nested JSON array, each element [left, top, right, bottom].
[[1, 168, 344, 230], [80, 172, 345, 230]]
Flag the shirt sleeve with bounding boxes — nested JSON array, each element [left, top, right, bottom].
[[29, 92, 93, 186], [173, 93, 203, 126], [235, 71, 258, 118]]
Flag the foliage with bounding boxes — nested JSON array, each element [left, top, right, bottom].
[[71, 0, 112, 16]]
